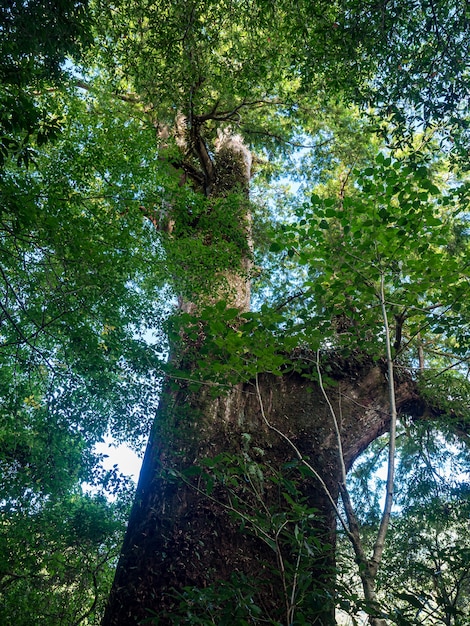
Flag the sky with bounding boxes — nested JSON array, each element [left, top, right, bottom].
[[94, 436, 144, 485]]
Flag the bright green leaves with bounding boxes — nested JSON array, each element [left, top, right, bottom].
[[268, 151, 469, 362], [0, 81, 168, 512], [95, 0, 295, 121], [167, 301, 293, 392], [348, 156, 450, 262]]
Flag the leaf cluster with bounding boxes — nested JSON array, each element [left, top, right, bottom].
[[340, 421, 470, 625], [0, 0, 92, 166]]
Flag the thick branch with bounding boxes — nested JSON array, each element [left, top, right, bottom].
[[189, 122, 215, 192]]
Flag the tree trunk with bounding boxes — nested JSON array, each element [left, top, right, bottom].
[[102, 354, 423, 625], [102, 125, 426, 625]]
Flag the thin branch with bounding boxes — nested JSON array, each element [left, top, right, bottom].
[[0, 273, 53, 364], [432, 354, 470, 378], [314, 355, 372, 591], [274, 289, 306, 312], [338, 165, 354, 208], [316, 349, 347, 485], [243, 127, 331, 150], [73, 569, 99, 626], [171, 467, 274, 547], [370, 272, 398, 578], [273, 519, 291, 624], [74, 80, 142, 104]]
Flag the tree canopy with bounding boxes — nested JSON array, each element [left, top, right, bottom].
[[1, 1, 470, 624]]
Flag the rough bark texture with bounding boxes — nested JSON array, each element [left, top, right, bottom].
[[102, 126, 428, 625], [102, 355, 424, 625]]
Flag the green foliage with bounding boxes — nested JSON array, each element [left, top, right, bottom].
[[0, 492, 131, 625], [0, 0, 92, 166], [163, 190, 252, 301], [297, 0, 470, 153], [1, 1, 91, 82], [0, 58, 167, 626], [0, 84, 168, 441], [419, 369, 470, 416], [166, 301, 296, 392], [3, 0, 470, 623], [384, 430, 470, 625], [95, 0, 303, 129], [264, 150, 470, 368], [340, 422, 470, 625], [94, 0, 470, 155], [147, 573, 268, 625]]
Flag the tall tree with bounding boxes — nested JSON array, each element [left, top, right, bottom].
[[3, 0, 470, 624], [89, 1, 470, 625]]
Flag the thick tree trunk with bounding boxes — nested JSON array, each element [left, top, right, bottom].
[[102, 125, 426, 625], [102, 355, 422, 625]]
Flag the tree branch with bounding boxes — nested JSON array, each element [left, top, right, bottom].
[[370, 272, 398, 578], [195, 99, 284, 124]]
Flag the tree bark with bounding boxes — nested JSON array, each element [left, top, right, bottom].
[[102, 355, 423, 625], [102, 126, 426, 625]]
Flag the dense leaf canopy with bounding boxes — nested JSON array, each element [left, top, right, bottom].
[[1, 0, 470, 624]]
